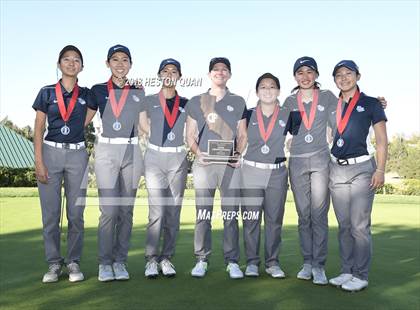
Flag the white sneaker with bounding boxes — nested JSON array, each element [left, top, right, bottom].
[[67, 262, 84, 282], [227, 263, 244, 279], [191, 261, 208, 278], [42, 263, 62, 283], [113, 262, 129, 280], [160, 259, 176, 277], [245, 264, 259, 277], [341, 276, 368, 292], [145, 260, 159, 279], [98, 264, 115, 282], [329, 273, 353, 287], [312, 267, 328, 285], [297, 264, 312, 280], [265, 265, 286, 279]]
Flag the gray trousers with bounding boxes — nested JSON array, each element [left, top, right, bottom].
[[193, 162, 241, 264], [37, 143, 88, 265], [240, 164, 288, 267], [289, 148, 330, 268], [329, 158, 376, 281], [95, 143, 143, 265], [144, 149, 188, 261]]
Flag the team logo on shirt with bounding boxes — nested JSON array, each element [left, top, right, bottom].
[[251, 121, 258, 126], [78, 98, 86, 105], [153, 105, 160, 108], [356, 106, 365, 112], [279, 120, 286, 127], [317, 105, 325, 111], [179, 107, 185, 113], [207, 113, 218, 123], [105, 96, 109, 100], [227, 105, 234, 112], [132, 95, 140, 102], [53, 99, 58, 103]]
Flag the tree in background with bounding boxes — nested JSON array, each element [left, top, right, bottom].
[[387, 134, 420, 179]]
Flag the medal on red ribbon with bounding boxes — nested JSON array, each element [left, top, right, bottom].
[[335, 90, 361, 148], [297, 89, 319, 143], [55, 81, 79, 136], [107, 78, 130, 131], [159, 91, 180, 141], [256, 104, 280, 154]]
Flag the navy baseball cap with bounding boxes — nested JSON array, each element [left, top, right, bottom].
[[107, 44, 132, 62], [293, 56, 318, 75], [158, 58, 182, 76], [58, 45, 83, 65], [256, 73, 280, 91], [332, 60, 360, 76], [209, 57, 231, 72]]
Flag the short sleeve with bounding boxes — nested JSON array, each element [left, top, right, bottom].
[[371, 99, 387, 125], [186, 96, 200, 120], [326, 90, 338, 130], [239, 98, 247, 120], [32, 88, 48, 113], [87, 87, 99, 111]]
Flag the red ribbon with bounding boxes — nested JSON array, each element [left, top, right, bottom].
[[159, 91, 180, 129], [107, 78, 130, 119], [336, 90, 361, 135], [256, 104, 280, 143], [55, 81, 79, 122], [296, 89, 319, 130]]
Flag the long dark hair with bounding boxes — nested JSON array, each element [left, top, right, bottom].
[[291, 82, 321, 94]]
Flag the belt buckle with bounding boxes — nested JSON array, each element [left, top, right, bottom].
[[62, 143, 71, 149], [337, 158, 349, 166]]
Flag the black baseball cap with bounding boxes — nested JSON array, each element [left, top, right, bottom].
[[107, 44, 132, 62], [293, 56, 318, 75], [158, 58, 182, 76], [58, 45, 83, 65], [256, 73, 280, 91], [209, 57, 231, 72], [332, 60, 360, 76]]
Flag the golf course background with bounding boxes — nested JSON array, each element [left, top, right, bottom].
[[0, 189, 419, 310]]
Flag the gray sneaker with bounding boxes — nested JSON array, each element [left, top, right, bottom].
[[67, 262, 84, 282], [297, 264, 312, 280], [265, 265, 286, 278], [113, 262, 129, 280], [312, 267, 328, 285], [42, 263, 62, 283], [160, 259, 176, 277], [98, 264, 115, 282], [145, 260, 159, 279], [245, 264, 259, 277]]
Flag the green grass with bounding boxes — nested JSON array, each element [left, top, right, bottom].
[[0, 191, 419, 310]]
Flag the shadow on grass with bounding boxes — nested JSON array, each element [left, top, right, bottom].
[[0, 224, 419, 310]]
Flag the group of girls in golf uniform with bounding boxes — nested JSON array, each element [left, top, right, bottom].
[[33, 44, 387, 293]]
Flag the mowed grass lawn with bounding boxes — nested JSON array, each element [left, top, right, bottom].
[[0, 189, 419, 310]]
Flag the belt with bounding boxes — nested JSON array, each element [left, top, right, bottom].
[[331, 154, 372, 166], [43, 140, 86, 150], [243, 159, 286, 170], [98, 136, 138, 145], [148, 143, 186, 153]]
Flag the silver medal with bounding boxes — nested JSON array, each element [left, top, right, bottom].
[[261, 144, 270, 154], [304, 133, 313, 143], [61, 125, 70, 135], [167, 131, 176, 141], [337, 138, 344, 148], [113, 121, 122, 131]]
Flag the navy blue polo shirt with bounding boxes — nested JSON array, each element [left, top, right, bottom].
[[186, 89, 247, 152], [283, 89, 338, 155], [244, 104, 293, 164], [331, 92, 387, 159], [145, 93, 188, 147], [88, 81, 145, 138], [32, 82, 89, 143]]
